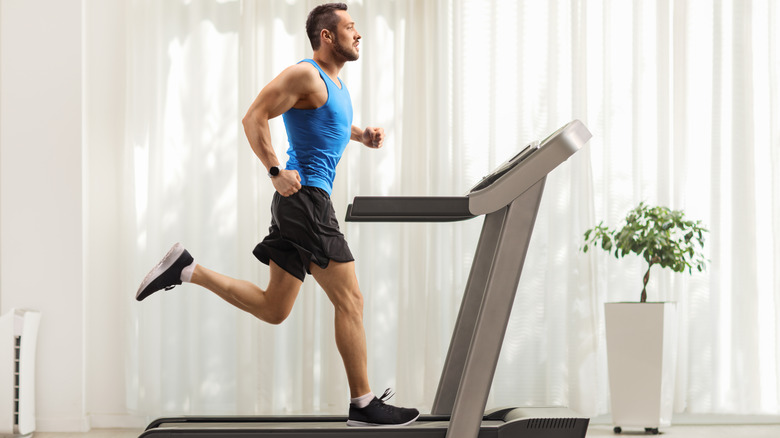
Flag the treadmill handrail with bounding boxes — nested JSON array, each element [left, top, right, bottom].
[[346, 196, 474, 222]]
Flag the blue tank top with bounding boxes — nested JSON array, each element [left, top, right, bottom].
[[282, 59, 353, 195]]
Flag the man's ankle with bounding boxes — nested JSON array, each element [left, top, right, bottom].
[[180, 261, 197, 282], [351, 391, 374, 409]]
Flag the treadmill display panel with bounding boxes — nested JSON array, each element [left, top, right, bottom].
[[468, 141, 540, 193]]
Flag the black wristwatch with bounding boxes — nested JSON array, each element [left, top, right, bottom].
[[268, 166, 281, 178]]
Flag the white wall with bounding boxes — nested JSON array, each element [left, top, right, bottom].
[[0, 0, 86, 431], [1, 0, 132, 432], [83, 0, 135, 429]]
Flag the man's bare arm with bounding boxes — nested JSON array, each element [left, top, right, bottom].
[[351, 125, 385, 149], [242, 64, 319, 196]]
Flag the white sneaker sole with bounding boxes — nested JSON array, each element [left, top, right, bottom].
[[346, 413, 420, 427], [135, 243, 185, 300]]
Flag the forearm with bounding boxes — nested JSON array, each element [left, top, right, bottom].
[[351, 125, 363, 142], [243, 115, 280, 171]]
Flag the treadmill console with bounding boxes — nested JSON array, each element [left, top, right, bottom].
[[465, 120, 592, 215], [468, 141, 540, 193]]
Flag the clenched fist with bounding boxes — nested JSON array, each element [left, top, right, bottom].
[[361, 127, 385, 149]]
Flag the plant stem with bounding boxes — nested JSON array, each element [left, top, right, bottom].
[[641, 262, 652, 303]]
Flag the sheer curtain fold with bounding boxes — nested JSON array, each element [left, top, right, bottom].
[[122, 0, 780, 418]]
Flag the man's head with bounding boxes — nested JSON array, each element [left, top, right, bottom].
[[306, 3, 361, 61]]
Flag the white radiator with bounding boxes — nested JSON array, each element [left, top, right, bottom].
[[0, 309, 40, 437]]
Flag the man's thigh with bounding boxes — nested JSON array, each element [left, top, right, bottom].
[[266, 260, 304, 309], [310, 261, 360, 305]]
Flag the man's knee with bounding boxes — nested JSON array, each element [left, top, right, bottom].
[[310, 261, 363, 317], [259, 282, 301, 325], [332, 287, 363, 318], [262, 307, 292, 325]]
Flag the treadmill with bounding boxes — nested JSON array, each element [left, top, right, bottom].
[[139, 120, 593, 438]]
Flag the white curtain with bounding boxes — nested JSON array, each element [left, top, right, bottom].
[[122, 0, 780, 418]]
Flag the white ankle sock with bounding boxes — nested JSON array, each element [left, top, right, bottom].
[[351, 392, 375, 409], [180, 260, 196, 283]]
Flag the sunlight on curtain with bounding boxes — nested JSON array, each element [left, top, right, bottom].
[[125, 0, 244, 415], [123, 0, 780, 419]]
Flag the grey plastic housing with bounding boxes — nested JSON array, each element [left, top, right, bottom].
[[466, 119, 591, 216]]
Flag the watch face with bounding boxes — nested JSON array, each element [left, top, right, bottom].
[[269, 166, 280, 176]]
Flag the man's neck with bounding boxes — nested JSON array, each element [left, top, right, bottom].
[[312, 52, 345, 79]]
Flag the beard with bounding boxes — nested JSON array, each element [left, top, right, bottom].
[[333, 34, 359, 61]]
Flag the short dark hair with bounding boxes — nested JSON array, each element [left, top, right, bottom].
[[306, 3, 348, 50]]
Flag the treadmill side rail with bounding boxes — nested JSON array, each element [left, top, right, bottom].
[[140, 411, 588, 438], [346, 196, 474, 222]]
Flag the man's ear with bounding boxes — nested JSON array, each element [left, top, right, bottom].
[[321, 29, 332, 44]]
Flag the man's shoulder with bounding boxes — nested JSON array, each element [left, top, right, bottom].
[[283, 62, 320, 82], [277, 62, 321, 93]]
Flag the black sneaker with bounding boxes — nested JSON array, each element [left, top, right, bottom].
[[135, 243, 194, 301], [346, 389, 420, 427]]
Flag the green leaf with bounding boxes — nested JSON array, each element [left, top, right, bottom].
[[578, 202, 709, 300]]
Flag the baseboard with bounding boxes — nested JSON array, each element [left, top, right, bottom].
[[671, 413, 780, 425], [591, 413, 780, 426], [35, 414, 148, 432], [88, 413, 148, 430], [35, 416, 91, 432]]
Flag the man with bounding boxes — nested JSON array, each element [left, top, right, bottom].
[[135, 3, 419, 428]]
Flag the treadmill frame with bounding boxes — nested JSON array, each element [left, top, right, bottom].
[[432, 178, 547, 438]]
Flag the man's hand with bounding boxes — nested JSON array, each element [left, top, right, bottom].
[[272, 169, 302, 197], [360, 127, 385, 148]]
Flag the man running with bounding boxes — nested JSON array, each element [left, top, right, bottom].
[[136, 2, 419, 427]]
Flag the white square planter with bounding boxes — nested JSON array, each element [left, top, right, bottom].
[[605, 302, 677, 433]]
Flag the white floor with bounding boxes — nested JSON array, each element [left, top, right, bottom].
[[30, 424, 780, 438]]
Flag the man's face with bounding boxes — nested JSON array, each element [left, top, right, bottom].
[[331, 10, 361, 61]]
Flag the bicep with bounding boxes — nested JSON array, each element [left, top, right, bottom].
[[245, 66, 313, 121]]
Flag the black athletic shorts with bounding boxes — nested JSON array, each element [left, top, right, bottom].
[[253, 186, 354, 281]]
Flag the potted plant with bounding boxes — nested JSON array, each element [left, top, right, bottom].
[[582, 202, 708, 434]]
